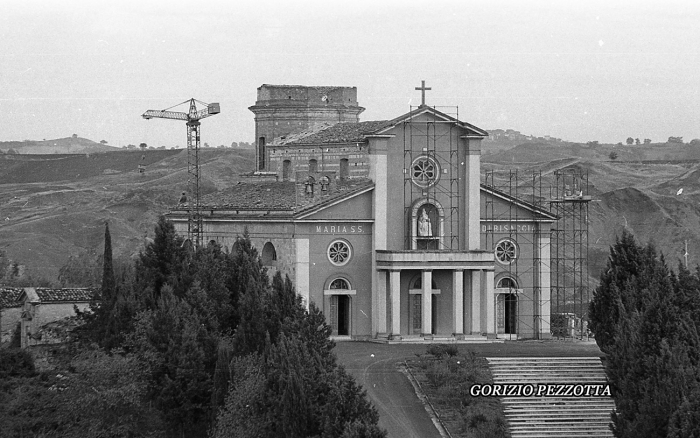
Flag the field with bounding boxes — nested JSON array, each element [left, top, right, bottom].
[[0, 148, 255, 280]]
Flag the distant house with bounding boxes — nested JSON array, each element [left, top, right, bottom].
[[19, 287, 98, 348], [0, 287, 24, 345]]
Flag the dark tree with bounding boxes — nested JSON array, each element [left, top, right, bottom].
[[102, 222, 115, 301]]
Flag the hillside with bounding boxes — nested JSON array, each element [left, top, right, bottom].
[[0, 149, 255, 280], [484, 150, 700, 281], [1, 142, 699, 292], [0, 136, 120, 154]]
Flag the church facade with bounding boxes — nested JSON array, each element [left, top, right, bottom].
[[168, 84, 555, 341]]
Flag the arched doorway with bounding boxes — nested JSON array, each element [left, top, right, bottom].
[[328, 278, 352, 336], [496, 277, 518, 335], [409, 276, 439, 335]]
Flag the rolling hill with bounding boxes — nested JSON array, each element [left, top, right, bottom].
[[0, 136, 121, 154], [0, 148, 255, 280]]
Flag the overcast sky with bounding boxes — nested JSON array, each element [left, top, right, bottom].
[[2, 0, 698, 148]]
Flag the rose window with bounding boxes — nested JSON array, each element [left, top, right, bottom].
[[411, 156, 440, 188], [328, 240, 352, 266], [495, 239, 518, 265]]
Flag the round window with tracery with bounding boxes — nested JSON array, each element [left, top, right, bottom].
[[328, 240, 352, 266], [495, 239, 518, 265], [411, 156, 440, 188]]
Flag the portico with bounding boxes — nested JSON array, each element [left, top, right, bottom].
[[375, 250, 496, 339]]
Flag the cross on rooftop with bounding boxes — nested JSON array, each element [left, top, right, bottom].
[[415, 80, 431, 106]]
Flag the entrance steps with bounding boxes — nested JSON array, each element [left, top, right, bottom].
[[486, 357, 615, 438], [370, 334, 504, 344]]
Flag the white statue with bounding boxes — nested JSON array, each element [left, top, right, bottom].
[[418, 208, 432, 237]]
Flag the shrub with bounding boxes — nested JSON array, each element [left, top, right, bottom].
[[0, 348, 36, 378]]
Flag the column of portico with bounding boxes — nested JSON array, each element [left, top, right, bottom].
[[389, 270, 401, 338], [453, 269, 464, 337], [470, 270, 481, 334], [421, 270, 433, 336], [485, 269, 495, 336], [375, 271, 387, 334]]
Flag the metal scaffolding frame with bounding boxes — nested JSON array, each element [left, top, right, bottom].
[[548, 169, 592, 339], [402, 106, 461, 250], [483, 168, 591, 339]]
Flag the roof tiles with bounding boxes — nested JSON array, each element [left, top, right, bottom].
[[197, 178, 373, 212], [0, 288, 24, 308], [34, 288, 98, 302], [274, 120, 391, 145]]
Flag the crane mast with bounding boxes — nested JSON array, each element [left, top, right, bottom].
[[143, 98, 220, 248]]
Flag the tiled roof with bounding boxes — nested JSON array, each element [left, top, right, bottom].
[[197, 178, 374, 212], [200, 181, 297, 210], [0, 287, 24, 308], [296, 178, 374, 214], [34, 288, 98, 302], [275, 120, 391, 145]]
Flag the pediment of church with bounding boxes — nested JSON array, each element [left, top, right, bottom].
[[296, 185, 374, 220], [480, 185, 557, 222]]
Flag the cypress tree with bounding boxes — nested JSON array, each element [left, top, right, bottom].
[[102, 222, 115, 301]]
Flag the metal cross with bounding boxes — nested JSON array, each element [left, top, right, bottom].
[[415, 80, 431, 106]]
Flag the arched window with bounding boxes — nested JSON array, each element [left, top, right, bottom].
[[497, 277, 518, 289], [411, 276, 438, 290], [262, 242, 277, 265], [330, 278, 350, 290], [282, 159, 291, 181], [339, 158, 349, 179], [309, 158, 318, 173]]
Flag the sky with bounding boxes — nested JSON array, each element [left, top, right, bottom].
[[1, 0, 699, 148]]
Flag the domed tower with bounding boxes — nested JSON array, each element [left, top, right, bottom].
[[249, 84, 365, 171]]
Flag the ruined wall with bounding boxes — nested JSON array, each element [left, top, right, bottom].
[[269, 144, 370, 181]]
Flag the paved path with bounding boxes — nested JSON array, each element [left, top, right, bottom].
[[334, 342, 442, 438], [333, 340, 604, 438]]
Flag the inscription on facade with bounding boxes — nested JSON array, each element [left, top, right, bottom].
[[482, 224, 535, 233], [315, 224, 365, 234]]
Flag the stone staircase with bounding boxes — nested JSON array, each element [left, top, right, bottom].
[[486, 357, 615, 438]]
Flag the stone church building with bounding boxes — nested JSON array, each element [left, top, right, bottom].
[[169, 84, 556, 341]]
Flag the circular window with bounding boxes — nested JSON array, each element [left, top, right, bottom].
[[411, 155, 440, 188], [495, 239, 518, 265], [328, 240, 352, 266]]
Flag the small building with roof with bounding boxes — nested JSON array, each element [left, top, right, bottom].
[[168, 83, 557, 341], [19, 287, 98, 348], [0, 287, 25, 345]]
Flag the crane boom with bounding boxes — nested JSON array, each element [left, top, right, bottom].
[[142, 98, 220, 248], [142, 100, 220, 121]]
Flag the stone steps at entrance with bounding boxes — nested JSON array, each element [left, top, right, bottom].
[[486, 357, 615, 438], [370, 334, 504, 344]]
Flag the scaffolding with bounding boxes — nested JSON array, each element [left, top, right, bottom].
[[403, 106, 461, 250], [548, 169, 591, 339], [482, 168, 591, 339]]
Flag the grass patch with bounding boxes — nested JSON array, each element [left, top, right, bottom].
[[406, 346, 511, 438]]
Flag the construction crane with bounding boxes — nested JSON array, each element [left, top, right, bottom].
[[142, 98, 220, 248]]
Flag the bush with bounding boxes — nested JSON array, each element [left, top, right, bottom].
[[0, 348, 35, 378], [427, 344, 458, 358]]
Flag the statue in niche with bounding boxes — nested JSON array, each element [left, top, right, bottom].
[[418, 207, 433, 237]]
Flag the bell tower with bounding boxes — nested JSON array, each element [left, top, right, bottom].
[[248, 84, 365, 171]]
